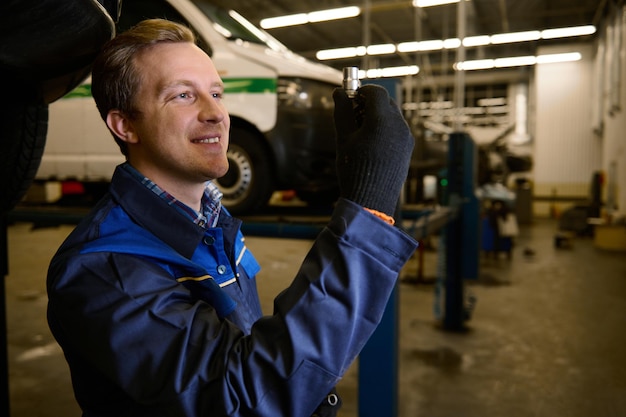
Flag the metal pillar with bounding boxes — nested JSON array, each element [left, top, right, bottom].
[[358, 286, 399, 417], [358, 78, 402, 417], [441, 132, 479, 331], [1, 213, 10, 417], [453, 0, 466, 131]]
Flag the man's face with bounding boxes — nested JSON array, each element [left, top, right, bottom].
[[124, 42, 230, 188]]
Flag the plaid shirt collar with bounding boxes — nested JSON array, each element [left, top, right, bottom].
[[121, 163, 222, 228]]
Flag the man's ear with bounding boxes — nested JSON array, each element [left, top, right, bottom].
[[106, 110, 139, 144]]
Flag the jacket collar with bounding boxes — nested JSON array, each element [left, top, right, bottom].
[[108, 164, 206, 259]]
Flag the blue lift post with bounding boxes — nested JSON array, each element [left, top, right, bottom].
[[441, 132, 480, 331], [358, 125, 480, 414], [357, 77, 402, 417]]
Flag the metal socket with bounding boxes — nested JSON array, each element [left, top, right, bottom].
[[342, 67, 360, 98]]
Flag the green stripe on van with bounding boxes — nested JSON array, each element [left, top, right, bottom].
[[61, 77, 276, 99], [223, 78, 276, 93], [64, 84, 92, 98]]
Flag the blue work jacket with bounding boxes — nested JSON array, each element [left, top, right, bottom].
[[47, 165, 418, 417]]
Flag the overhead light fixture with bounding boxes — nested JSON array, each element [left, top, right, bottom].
[[418, 40, 444, 51], [316, 24, 595, 60], [455, 59, 494, 71], [495, 56, 537, 68], [400, 37, 461, 50], [308, 7, 360, 23], [397, 41, 419, 53], [541, 25, 596, 39], [367, 44, 397, 55], [260, 6, 360, 29], [491, 30, 541, 44], [259, 14, 307, 29], [462, 35, 491, 47], [363, 65, 420, 79], [536, 52, 582, 64], [413, 0, 461, 7], [316, 46, 366, 60], [443, 38, 462, 49], [456, 52, 582, 70], [397, 39, 444, 52]]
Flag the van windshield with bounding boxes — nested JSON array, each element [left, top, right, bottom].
[[190, 0, 288, 52]]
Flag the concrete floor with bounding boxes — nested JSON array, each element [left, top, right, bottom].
[[3, 216, 626, 416]]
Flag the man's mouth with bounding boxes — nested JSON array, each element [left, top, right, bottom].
[[192, 136, 220, 144]]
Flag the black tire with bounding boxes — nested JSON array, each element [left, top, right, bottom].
[[215, 127, 274, 214], [0, 101, 48, 212]]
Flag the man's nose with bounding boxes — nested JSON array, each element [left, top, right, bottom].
[[199, 95, 225, 123]]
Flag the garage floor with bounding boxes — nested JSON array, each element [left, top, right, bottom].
[[3, 216, 626, 417]]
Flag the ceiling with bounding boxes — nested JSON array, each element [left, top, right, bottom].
[[207, 0, 608, 79]]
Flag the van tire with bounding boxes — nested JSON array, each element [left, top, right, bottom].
[[216, 127, 274, 214], [0, 101, 48, 212]]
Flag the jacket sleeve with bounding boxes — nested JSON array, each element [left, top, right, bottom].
[[47, 198, 417, 417]]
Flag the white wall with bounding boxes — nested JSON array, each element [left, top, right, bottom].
[[532, 4, 626, 220], [532, 43, 601, 216], [594, 5, 626, 220]]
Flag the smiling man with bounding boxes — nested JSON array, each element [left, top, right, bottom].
[[106, 41, 230, 210], [46, 19, 417, 417]]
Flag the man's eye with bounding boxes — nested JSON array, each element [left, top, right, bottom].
[[212, 92, 223, 99], [178, 92, 190, 99]]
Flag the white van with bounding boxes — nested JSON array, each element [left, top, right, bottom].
[[36, 0, 342, 214]]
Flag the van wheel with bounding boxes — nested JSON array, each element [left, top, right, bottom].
[[216, 127, 274, 215], [0, 101, 48, 212]]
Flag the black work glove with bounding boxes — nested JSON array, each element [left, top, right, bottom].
[[333, 84, 414, 217]]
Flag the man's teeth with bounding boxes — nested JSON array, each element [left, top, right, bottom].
[[193, 137, 219, 144]]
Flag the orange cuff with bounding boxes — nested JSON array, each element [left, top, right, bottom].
[[364, 208, 395, 226]]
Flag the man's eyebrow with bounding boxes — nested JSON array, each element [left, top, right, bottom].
[[159, 80, 224, 94], [160, 80, 192, 92]]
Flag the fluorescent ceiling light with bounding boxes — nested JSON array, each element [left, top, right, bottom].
[[308, 6, 360, 23], [260, 6, 360, 29], [316, 46, 366, 60], [457, 51, 582, 70], [463, 35, 490, 47], [455, 59, 494, 71], [541, 25, 596, 39], [443, 38, 461, 49], [495, 56, 536, 68], [367, 44, 396, 55], [260, 14, 308, 29], [397, 41, 420, 53], [536, 52, 582, 64], [491, 30, 541, 44], [382, 65, 419, 77], [398, 38, 459, 52], [418, 40, 445, 51], [413, 0, 460, 7], [396, 39, 444, 52], [316, 24, 595, 61], [364, 65, 419, 79]]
